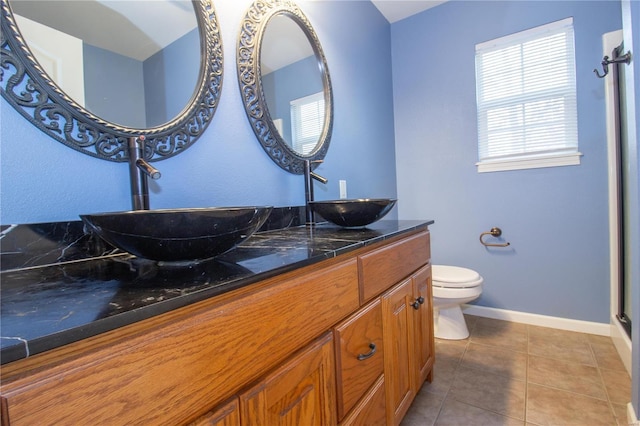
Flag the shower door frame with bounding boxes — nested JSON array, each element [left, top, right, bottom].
[[604, 30, 632, 375]]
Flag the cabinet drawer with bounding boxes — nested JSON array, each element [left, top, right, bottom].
[[340, 375, 386, 426], [359, 231, 430, 303], [334, 298, 384, 420], [1, 259, 359, 426]]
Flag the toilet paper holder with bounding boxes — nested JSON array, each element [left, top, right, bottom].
[[480, 227, 511, 247]]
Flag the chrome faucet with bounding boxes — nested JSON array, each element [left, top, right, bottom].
[[128, 136, 161, 210], [304, 159, 328, 225]]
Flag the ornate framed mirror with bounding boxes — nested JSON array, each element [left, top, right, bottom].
[[237, 0, 333, 174], [0, 0, 223, 162]]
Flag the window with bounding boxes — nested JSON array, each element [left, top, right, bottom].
[[475, 18, 580, 172], [290, 92, 324, 155]]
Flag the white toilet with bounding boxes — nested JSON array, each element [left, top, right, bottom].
[[432, 265, 483, 340]]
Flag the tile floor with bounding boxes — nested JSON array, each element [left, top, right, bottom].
[[402, 315, 632, 426]]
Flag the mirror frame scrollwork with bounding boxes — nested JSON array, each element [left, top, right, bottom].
[[0, 0, 223, 162], [237, 0, 333, 174]]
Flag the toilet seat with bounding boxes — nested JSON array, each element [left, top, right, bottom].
[[432, 285, 482, 299], [432, 265, 483, 288]]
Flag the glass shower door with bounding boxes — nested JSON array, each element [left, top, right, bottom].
[[614, 43, 632, 337]]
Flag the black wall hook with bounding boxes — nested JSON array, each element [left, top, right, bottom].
[[594, 51, 632, 78]]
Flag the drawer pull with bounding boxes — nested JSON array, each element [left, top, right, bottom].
[[411, 297, 425, 310], [357, 343, 377, 361]]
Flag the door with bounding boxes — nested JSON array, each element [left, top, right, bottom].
[[613, 42, 633, 337]]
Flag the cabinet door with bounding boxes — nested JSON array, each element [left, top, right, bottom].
[[381, 278, 415, 426], [339, 375, 386, 426], [189, 397, 240, 426], [240, 333, 336, 426], [412, 264, 435, 389]]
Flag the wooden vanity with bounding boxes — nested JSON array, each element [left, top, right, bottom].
[[0, 227, 433, 425]]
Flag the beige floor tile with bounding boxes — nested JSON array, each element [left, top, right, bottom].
[[528, 326, 596, 366], [600, 367, 632, 406], [587, 333, 615, 345], [611, 403, 630, 426], [470, 318, 528, 353], [424, 357, 458, 395], [473, 316, 528, 333], [528, 325, 589, 343], [435, 338, 468, 363], [401, 388, 444, 426], [405, 318, 628, 425], [461, 342, 527, 381], [449, 365, 526, 420], [435, 397, 524, 426], [526, 383, 616, 425], [590, 339, 628, 372], [527, 354, 608, 400], [463, 314, 480, 332]]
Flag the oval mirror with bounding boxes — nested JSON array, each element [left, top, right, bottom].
[[0, 0, 223, 162], [237, 0, 333, 174]]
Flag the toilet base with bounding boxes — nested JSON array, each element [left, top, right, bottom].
[[434, 305, 469, 340]]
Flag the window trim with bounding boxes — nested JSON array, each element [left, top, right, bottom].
[[476, 152, 582, 173], [475, 17, 580, 173]]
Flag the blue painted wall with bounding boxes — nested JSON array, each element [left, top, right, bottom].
[[0, 0, 397, 224], [392, 1, 622, 324]]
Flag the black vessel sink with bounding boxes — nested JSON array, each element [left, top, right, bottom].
[[80, 207, 272, 262], [309, 199, 397, 228]]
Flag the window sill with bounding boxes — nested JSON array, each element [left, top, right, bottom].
[[476, 152, 583, 173]]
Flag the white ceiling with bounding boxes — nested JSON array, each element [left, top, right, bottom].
[[370, 0, 447, 23]]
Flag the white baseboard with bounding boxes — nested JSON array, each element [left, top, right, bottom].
[[461, 304, 611, 336], [629, 403, 639, 426]]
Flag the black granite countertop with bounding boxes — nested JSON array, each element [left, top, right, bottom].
[[0, 213, 433, 365]]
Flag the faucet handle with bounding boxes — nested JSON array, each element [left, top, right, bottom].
[[310, 171, 328, 184], [304, 159, 323, 166]]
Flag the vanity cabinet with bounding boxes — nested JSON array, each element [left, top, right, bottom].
[[0, 228, 433, 426]]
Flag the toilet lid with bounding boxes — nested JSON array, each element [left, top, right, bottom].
[[432, 265, 482, 284]]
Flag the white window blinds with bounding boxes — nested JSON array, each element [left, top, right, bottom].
[[475, 18, 580, 172], [290, 92, 325, 155]]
